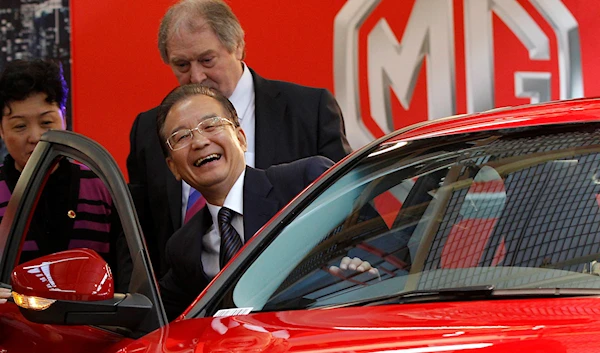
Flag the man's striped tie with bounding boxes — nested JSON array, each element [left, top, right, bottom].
[[218, 207, 243, 269]]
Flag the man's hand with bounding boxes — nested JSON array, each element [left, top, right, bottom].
[[0, 288, 11, 304], [328, 256, 379, 276]]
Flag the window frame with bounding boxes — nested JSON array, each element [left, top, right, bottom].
[[0, 130, 166, 335]]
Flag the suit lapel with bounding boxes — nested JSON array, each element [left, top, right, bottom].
[[243, 166, 279, 242], [185, 207, 213, 282], [252, 68, 287, 169]]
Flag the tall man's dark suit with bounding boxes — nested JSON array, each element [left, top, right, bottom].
[[159, 156, 334, 319], [127, 68, 351, 277]]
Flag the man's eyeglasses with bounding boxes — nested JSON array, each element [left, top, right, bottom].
[[167, 116, 236, 151]]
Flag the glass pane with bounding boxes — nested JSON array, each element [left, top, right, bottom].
[[4, 156, 130, 292], [231, 125, 600, 312]]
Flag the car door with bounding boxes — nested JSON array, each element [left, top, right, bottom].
[[0, 130, 166, 353]]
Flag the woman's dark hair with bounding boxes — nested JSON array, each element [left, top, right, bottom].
[[0, 59, 68, 117], [157, 84, 240, 157]]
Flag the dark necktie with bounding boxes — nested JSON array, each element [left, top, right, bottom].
[[218, 207, 243, 269]]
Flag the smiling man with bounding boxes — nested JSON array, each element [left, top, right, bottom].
[[163, 99, 247, 207], [156, 84, 335, 320]]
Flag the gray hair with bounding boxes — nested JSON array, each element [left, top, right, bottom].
[[158, 0, 246, 63], [157, 84, 240, 157]]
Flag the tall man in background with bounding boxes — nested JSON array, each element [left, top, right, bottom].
[[127, 0, 351, 277]]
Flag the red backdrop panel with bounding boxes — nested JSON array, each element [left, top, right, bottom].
[[71, 0, 600, 179]]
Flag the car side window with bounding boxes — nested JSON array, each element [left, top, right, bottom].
[[0, 156, 131, 292], [225, 129, 600, 314], [0, 131, 164, 337], [230, 157, 430, 310]]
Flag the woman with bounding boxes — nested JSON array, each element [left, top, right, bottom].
[[0, 59, 128, 292]]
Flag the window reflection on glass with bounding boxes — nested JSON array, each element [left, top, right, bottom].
[[232, 125, 600, 312], [0, 156, 130, 292]]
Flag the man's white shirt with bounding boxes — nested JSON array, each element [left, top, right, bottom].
[[202, 169, 246, 278], [229, 62, 256, 168]]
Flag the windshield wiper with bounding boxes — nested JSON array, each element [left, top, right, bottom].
[[318, 285, 495, 309], [393, 285, 496, 304], [320, 285, 600, 309]]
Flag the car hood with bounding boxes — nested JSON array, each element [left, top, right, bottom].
[[127, 297, 600, 352]]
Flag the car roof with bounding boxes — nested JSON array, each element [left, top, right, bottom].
[[384, 97, 600, 143]]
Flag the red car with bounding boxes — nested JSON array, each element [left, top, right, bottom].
[[3, 98, 600, 352]]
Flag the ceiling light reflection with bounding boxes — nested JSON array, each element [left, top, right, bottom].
[[368, 141, 408, 158], [372, 343, 492, 353]]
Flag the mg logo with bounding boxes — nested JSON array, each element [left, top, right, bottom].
[[334, 0, 584, 149]]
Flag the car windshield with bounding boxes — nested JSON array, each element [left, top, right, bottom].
[[229, 123, 600, 312]]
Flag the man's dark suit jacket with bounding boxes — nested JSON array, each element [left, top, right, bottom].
[[159, 157, 334, 320], [127, 68, 352, 277]]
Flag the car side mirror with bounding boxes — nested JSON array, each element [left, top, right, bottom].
[[10, 249, 152, 330]]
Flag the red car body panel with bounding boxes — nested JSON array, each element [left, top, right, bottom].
[[121, 297, 600, 352], [0, 303, 132, 353]]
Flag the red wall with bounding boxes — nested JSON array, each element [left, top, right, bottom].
[[71, 0, 600, 179]]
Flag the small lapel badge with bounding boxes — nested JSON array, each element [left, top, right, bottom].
[[67, 210, 76, 219]]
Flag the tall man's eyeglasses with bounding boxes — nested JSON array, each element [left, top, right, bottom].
[[166, 116, 236, 151]]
